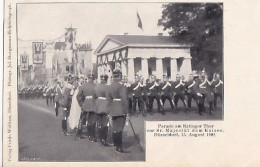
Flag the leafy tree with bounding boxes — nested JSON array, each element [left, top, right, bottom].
[[158, 3, 223, 74]]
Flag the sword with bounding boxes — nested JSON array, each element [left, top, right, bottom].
[[128, 118, 144, 152]]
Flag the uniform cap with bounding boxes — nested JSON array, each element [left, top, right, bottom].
[[87, 73, 95, 79], [100, 74, 108, 80], [112, 69, 122, 77]]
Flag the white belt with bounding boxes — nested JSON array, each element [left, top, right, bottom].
[[55, 94, 58, 95], [113, 98, 121, 101], [98, 97, 106, 100], [85, 96, 92, 99]]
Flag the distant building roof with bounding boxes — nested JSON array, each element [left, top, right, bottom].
[[106, 35, 188, 45], [78, 43, 92, 51], [54, 42, 66, 50], [95, 34, 192, 55]]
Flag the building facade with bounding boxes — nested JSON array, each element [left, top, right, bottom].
[[95, 34, 193, 82]]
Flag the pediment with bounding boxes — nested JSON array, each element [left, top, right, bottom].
[[95, 37, 124, 54]]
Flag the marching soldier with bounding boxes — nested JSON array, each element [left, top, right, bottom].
[[106, 69, 129, 153], [211, 73, 223, 108], [196, 72, 214, 115], [171, 74, 188, 112], [141, 79, 150, 115], [129, 75, 145, 116], [59, 75, 74, 135], [93, 74, 109, 146], [161, 75, 176, 113], [186, 73, 199, 111], [146, 75, 164, 115], [76, 73, 97, 142], [54, 80, 63, 117]]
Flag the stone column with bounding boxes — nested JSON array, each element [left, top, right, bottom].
[[180, 57, 192, 80], [170, 58, 177, 81], [156, 58, 163, 80], [121, 60, 127, 77], [127, 58, 135, 82], [97, 65, 103, 83], [141, 58, 149, 80]]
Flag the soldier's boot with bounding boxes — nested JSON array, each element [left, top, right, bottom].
[[97, 127, 103, 143], [62, 120, 69, 136], [209, 102, 214, 114], [115, 131, 124, 153], [198, 104, 203, 116], [101, 126, 109, 147], [170, 100, 176, 113], [89, 124, 97, 142], [183, 100, 188, 113], [159, 100, 165, 115], [76, 128, 82, 139], [112, 132, 117, 147]]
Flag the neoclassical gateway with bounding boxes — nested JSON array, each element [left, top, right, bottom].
[[95, 34, 192, 82]]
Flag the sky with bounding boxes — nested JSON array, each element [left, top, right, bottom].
[[17, 3, 167, 52]]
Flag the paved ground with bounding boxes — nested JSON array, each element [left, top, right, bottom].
[[18, 98, 223, 162]]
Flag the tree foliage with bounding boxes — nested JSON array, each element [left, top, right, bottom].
[[158, 3, 223, 73]]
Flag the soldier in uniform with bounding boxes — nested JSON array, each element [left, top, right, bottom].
[[146, 75, 164, 115], [129, 75, 145, 116], [186, 73, 199, 111], [211, 73, 223, 108], [171, 74, 188, 112], [54, 80, 63, 117], [59, 75, 74, 135], [76, 73, 97, 142], [93, 74, 109, 146], [196, 72, 214, 115], [106, 69, 129, 153], [161, 75, 176, 113]]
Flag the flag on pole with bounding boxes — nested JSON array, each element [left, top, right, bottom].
[[137, 11, 143, 30]]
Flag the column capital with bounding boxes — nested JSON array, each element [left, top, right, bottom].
[[170, 57, 177, 60], [184, 57, 192, 59]]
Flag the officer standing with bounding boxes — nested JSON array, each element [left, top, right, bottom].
[[93, 74, 109, 146], [211, 73, 223, 108], [161, 75, 176, 113], [76, 74, 97, 142], [106, 69, 129, 153], [59, 75, 74, 135], [171, 74, 188, 112], [54, 80, 63, 117]]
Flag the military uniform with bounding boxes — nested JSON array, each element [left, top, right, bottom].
[[196, 75, 214, 115], [93, 74, 109, 146], [129, 76, 144, 115], [54, 82, 63, 117], [211, 77, 223, 108], [106, 69, 129, 153], [171, 77, 188, 111], [147, 77, 164, 115], [76, 74, 97, 142], [141, 79, 150, 114], [186, 76, 199, 111], [161, 78, 175, 112], [60, 76, 74, 135]]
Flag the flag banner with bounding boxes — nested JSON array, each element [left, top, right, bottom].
[[137, 12, 143, 30], [32, 42, 44, 64], [20, 52, 29, 70]]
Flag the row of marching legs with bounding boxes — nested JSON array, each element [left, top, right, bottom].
[[129, 93, 222, 116]]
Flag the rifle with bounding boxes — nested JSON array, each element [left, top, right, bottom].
[[128, 118, 144, 152]]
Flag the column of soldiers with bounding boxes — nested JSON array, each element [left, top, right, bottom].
[[124, 70, 223, 116]]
